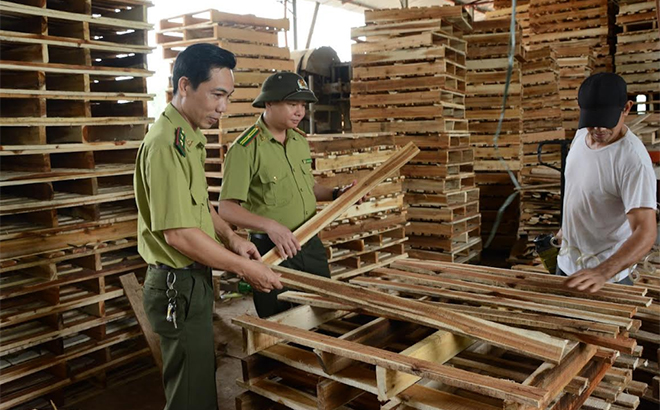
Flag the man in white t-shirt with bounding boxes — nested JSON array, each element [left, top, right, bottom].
[[557, 72, 657, 293]]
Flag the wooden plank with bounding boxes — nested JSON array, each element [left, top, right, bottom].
[[119, 273, 162, 372], [376, 330, 474, 400], [271, 265, 568, 364], [0, 60, 154, 77], [232, 315, 549, 407], [261, 142, 419, 266], [0, 30, 154, 54], [0, 1, 153, 30]]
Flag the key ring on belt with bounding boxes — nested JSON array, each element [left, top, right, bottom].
[[166, 270, 178, 300]]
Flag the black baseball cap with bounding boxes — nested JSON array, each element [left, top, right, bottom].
[[578, 73, 628, 129]]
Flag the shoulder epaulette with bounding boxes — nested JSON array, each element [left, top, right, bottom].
[[173, 127, 186, 157], [292, 127, 307, 137], [237, 125, 260, 147]]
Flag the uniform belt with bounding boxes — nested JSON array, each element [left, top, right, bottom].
[[150, 262, 207, 270]]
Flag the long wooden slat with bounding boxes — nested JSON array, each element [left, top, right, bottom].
[[370, 268, 637, 318], [233, 315, 550, 408], [0, 1, 153, 30], [262, 142, 420, 265], [272, 266, 568, 364], [119, 273, 162, 372]]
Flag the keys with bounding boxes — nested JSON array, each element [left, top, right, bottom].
[[165, 270, 178, 329], [166, 300, 178, 329]]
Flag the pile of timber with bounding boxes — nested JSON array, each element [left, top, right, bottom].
[[0, 1, 156, 409], [528, 0, 615, 73], [615, 0, 660, 152], [308, 133, 408, 280], [233, 258, 652, 410], [465, 18, 523, 256], [515, 47, 566, 263], [631, 257, 660, 406], [553, 42, 595, 138], [615, 0, 660, 96], [488, 2, 532, 47], [350, 6, 482, 264], [156, 9, 293, 205]]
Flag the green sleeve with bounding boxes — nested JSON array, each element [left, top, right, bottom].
[[220, 144, 252, 202], [147, 146, 197, 231]]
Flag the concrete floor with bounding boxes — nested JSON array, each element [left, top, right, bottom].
[[66, 296, 256, 410]]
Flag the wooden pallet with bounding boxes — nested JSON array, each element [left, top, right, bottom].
[[232, 258, 647, 409], [0, 1, 155, 407]]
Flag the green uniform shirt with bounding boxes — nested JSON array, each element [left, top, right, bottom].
[[134, 103, 217, 268], [221, 115, 317, 231]]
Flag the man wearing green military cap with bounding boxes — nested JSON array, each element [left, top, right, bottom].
[[219, 71, 353, 318], [134, 44, 282, 410]]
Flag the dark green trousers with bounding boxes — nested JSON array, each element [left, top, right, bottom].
[[143, 265, 217, 410], [251, 234, 330, 318]]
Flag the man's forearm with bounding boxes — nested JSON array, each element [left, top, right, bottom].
[[218, 200, 274, 232], [209, 203, 238, 244], [163, 227, 251, 276], [596, 227, 656, 280]]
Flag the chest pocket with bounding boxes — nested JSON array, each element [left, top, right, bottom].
[[258, 170, 293, 207]]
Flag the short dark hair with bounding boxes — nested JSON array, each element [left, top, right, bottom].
[[172, 44, 236, 95]]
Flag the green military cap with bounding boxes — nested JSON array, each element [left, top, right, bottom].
[[252, 71, 318, 108]]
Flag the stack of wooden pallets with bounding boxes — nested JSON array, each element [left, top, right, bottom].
[[516, 47, 566, 262], [465, 18, 523, 256], [308, 133, 408, 280], [488, 2, 532, 48], [155, 9, 293, 206], [553, 42, 595, 138], [350, 6, 482, 264], [528, 0, 615, 73], [615, 0, 659, 151], [232, 258, 651, 410], [632, 260, 660, 407], [0, 0, 156, 408]]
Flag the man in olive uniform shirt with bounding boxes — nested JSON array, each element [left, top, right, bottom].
[[134, 44, 282, 410], [219, 72, 352, 318]]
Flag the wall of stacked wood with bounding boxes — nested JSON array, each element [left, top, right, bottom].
[[155, 9, 293, 207], [616, 0, 660, 150], [309, 134, 408, 280], [465, 19, 523, 262], [350, 7, 482, 265], [0, 1, 155, 409]]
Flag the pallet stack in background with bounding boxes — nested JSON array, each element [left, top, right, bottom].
[[308, 133, 408, 280], [155, 9, 293, 206], [515, 47, 566, 262], [0, 0, 155, 409], [554, 42, 595, 137], [528, 0, 615, 73], [350, 7, 482, 264], [465, 18, 523, 262], [616, 0, 660, 152]]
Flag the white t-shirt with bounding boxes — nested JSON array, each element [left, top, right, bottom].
[[557, 127, 657, 281]]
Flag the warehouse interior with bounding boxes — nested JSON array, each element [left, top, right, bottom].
[[0, 0, 659, 409]]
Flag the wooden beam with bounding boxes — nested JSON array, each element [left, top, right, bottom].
[[232, 315, 550, 408], [262, 142, 419, 265], [272, 266, 569, 364], [119, 273, 162, 372]]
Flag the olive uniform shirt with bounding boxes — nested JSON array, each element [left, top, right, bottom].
[[221, 115, 316, 231], [135, 103, 217, 268]]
